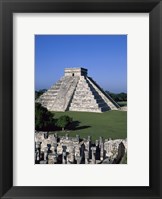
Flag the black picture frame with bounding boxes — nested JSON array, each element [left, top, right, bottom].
[[0, 0, 162, 198]]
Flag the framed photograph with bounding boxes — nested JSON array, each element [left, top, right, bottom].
[[34, 34, 127, 167], [0, 0, 161, 198]]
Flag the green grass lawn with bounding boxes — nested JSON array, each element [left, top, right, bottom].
[[51, 111, 127, 141]]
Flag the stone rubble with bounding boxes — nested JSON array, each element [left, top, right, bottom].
[[35, 131, 127, 164]]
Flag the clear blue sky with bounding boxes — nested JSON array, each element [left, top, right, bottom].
[[35, 35, 127, 93]]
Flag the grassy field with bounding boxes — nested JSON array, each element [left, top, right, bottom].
[[51, 111, 127, 141]]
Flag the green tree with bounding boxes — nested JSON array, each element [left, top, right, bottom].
[[56, 115, 72, 131], [35, 89, 47, 100], [105, 91, 127, 102], [35, 103, 55, 131]]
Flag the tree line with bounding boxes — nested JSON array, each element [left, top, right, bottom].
[[105, 91, 127, 102]]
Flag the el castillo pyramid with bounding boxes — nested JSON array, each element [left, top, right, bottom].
[[36, 68, 120, 112]]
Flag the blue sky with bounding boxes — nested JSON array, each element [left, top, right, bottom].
[[35, 35, 127, 93]]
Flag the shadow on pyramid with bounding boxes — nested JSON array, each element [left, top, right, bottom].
[[36, 68, 120, 113]]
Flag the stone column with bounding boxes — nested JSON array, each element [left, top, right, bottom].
[[35, 142, 41, 162], [84, 150, 89, 164], [62, 145, 67, 164], [76, 154, 81, 164], [99, 137, 103, 146], [69, 146, 75, 163], [99, 137, 105, 160], [36, 149, 40, 161], [65, 133, 69, 140], [75, 146, 80, 157], [35, 142, 41, 150], [87, 135, 92, 158], [100, 142, 104, 161], [87, 135, 91, 142], [71, 150, 75, 163], [95, 140, 99, 147], [62, 152, 67, 164], [76, 134, 80, 142], [44, 147, 48, 161], [51, 143, 57, 154], [91, 147, 96, 164]]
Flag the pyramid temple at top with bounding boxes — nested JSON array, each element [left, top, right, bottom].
[[36, 68, 120, 113]]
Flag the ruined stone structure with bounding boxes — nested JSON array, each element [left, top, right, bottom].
[[36, 68, 120, 112], [35, 131, 127, 164]]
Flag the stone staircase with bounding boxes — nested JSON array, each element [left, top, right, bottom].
[[50, 76, 79, 111], [36, 78, 63, 110], [36, 76, 79, 111], [69, 76, 110, 112]]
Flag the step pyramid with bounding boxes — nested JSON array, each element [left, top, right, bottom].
[[36, 68, 120, 112]]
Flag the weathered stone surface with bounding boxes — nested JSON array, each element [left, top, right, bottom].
[[36, 68, 119, 112], [120, 106, 127, 111], [35, 131, 127, 164], [104, 139, 127, 159]]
